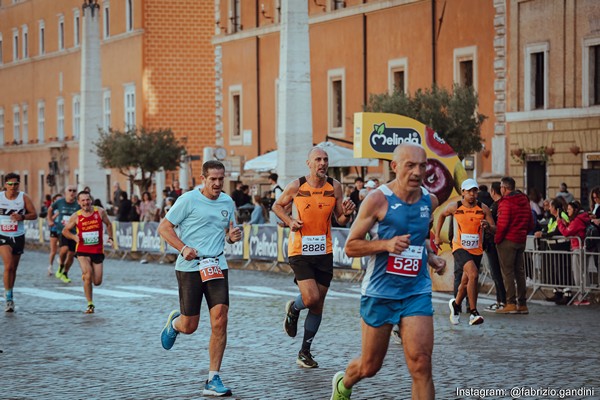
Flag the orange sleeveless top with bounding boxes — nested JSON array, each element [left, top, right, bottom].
[[452, 201, 484, 255], [288, 176, 336, 257]]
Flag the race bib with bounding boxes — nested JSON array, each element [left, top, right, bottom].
[[62, 215, 71, 225], [0, 216, 18, 233], [198, 257, 224, 282], [301, 235, 327, 256], [386, 245, 424, 277], [82, 231, 100, 245], [460, 233, 479, 249]]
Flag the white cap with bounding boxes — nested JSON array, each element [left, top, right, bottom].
[[461, 178, 478, 191], [365, 180, 377, 189]]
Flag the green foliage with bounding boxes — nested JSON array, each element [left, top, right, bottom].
[[365, 84, 487, 159], [94, 126, 186, 192]]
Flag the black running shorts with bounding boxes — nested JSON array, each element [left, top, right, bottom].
[[50, 231, 59, 238], [76, 252, 105, 264], [453, 248, 483, 270], [288, 253, 334, 287], [0, 234, 25, 255], [176, 269, 229, 316], [59, 234, 77, 252]]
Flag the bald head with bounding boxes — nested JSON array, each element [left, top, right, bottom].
[[392, 143, 426, 163], [308, 146, 328, 160], [307, 147, 329, 179]]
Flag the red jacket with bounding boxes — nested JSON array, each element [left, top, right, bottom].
[[557, 211, 590, 250], [495, 191, 534, 244]]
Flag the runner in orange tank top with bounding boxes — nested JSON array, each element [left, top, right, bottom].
[[272, 146, 356, 368], [62, 191, 114, 314], [434, 179, 495, 326]]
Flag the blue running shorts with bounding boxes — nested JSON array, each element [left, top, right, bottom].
[[360, 292, 433, 327]]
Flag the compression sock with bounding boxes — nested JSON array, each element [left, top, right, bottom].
[[292, 294, 306, 313], [5, 289, 13, 301], [301, 311, 322, 351], [208, 370, 219, 381]]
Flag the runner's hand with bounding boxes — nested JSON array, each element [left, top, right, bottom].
[[387, 234, 410, 254], [428, 253, 446, 274], [289, 219, 303, 232], [181, 246, 197, 261], [341, 199, 356, 216], [229, 221, 242, 243]]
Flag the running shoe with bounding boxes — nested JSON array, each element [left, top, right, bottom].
[[47, 265, 53, 276], [483, 302, 504, 312], [391, 325, 402, 345], [5, 300, 15, 313], [55, 269, 63, 279], [283, 300, 299, 337], [330, 371, 352, 400], [60, 274, 72, 283], [85, 304, 95, 314], [161, 310, 180, 350], [202, 374, 232, 397], [448, 298, 460, 325], [297, 349, 319, 368], [469, 310, 484, 325]]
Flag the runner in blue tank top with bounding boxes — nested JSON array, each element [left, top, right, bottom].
[[330, 144, 446, 400]]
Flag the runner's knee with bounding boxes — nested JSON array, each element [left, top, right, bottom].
[[407, 352, 432, 378]]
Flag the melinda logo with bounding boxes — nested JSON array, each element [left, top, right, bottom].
[[369, 123, 421, 153]]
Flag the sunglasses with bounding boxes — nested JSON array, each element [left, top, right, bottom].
[[68, 189, 77, 192], [6, 182, 20, 186]]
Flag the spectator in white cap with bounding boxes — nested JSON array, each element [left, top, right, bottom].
[[365, 180, 377, 192], [434, 177, 495, 326]]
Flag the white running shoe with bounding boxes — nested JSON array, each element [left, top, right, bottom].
[[448, 298, 460, 325]]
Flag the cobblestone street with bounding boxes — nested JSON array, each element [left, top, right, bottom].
[[2, 250, 599, 399]]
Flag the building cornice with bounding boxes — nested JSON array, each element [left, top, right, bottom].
[[506, 107, 600, 122], [212, 0, 417, 45]]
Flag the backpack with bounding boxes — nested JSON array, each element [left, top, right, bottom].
[[585, 222, 600, 251]]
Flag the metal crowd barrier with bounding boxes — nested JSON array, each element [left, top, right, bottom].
[[523, 235, 600, 304]]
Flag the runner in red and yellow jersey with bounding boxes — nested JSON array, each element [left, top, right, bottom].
[[434, 179, 495, 326], [273, 147, 355, 368], [62, 191, 113, 314]]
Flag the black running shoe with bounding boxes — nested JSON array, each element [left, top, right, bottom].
[[297, 349, 318, 368], [283, 300, 299, 337]]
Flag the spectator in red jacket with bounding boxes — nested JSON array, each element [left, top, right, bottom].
[[557, 201, 590, 294], [494, 176, 534, 315]]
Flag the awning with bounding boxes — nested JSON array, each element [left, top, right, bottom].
[[243, 141, 379, 171]]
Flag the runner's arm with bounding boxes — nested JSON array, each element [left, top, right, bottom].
[[157, 217, 197, 260], [61, 214, 79, 243], [272, 179, 302, 231], [100, 208, 114, 244], [47, 205, 55, 225], [433, 201, 456, 247], [332, 180, 355, 226], [21, 194, 38, 220], [345, 190, 410, 257]]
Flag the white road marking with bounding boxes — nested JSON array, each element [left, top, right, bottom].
[[116, 286, 178, 296], [15, 287, 81, 300], [58, 287, 150, 298]]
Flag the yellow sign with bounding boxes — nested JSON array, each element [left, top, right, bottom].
[[354, 112, 468, 291]]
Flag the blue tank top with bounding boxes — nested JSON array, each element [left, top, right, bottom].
[[361, 185, 432, 300]]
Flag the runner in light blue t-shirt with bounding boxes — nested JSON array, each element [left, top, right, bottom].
[[157, 160, 242, 398]]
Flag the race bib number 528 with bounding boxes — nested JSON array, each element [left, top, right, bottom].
[[386, 245, 424, 277]]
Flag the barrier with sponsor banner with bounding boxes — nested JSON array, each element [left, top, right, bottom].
[[24, 220, 365, 270]]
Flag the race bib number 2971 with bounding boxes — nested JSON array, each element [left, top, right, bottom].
[[386, 245, 424, 277]]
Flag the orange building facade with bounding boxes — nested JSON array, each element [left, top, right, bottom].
[[215, 0, 499, 186], [0, 0, 214, 205]]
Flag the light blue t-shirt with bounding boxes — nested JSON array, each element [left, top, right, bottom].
[[165, 189, 235, 272]]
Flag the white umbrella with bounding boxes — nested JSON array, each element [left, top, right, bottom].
[[243, 142, 378, 171]]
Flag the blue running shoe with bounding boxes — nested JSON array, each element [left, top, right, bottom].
[[203, 374, 232, 397], [160, 310, 180, 350]]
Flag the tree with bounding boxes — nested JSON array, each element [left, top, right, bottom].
[[365, 84, 487, 159], [94, 126, 186, 192]]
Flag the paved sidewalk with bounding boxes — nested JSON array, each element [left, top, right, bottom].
[[1, 250, 599, 399]]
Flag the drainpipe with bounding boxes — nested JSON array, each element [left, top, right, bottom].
[[431, 0, 436, 84]]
